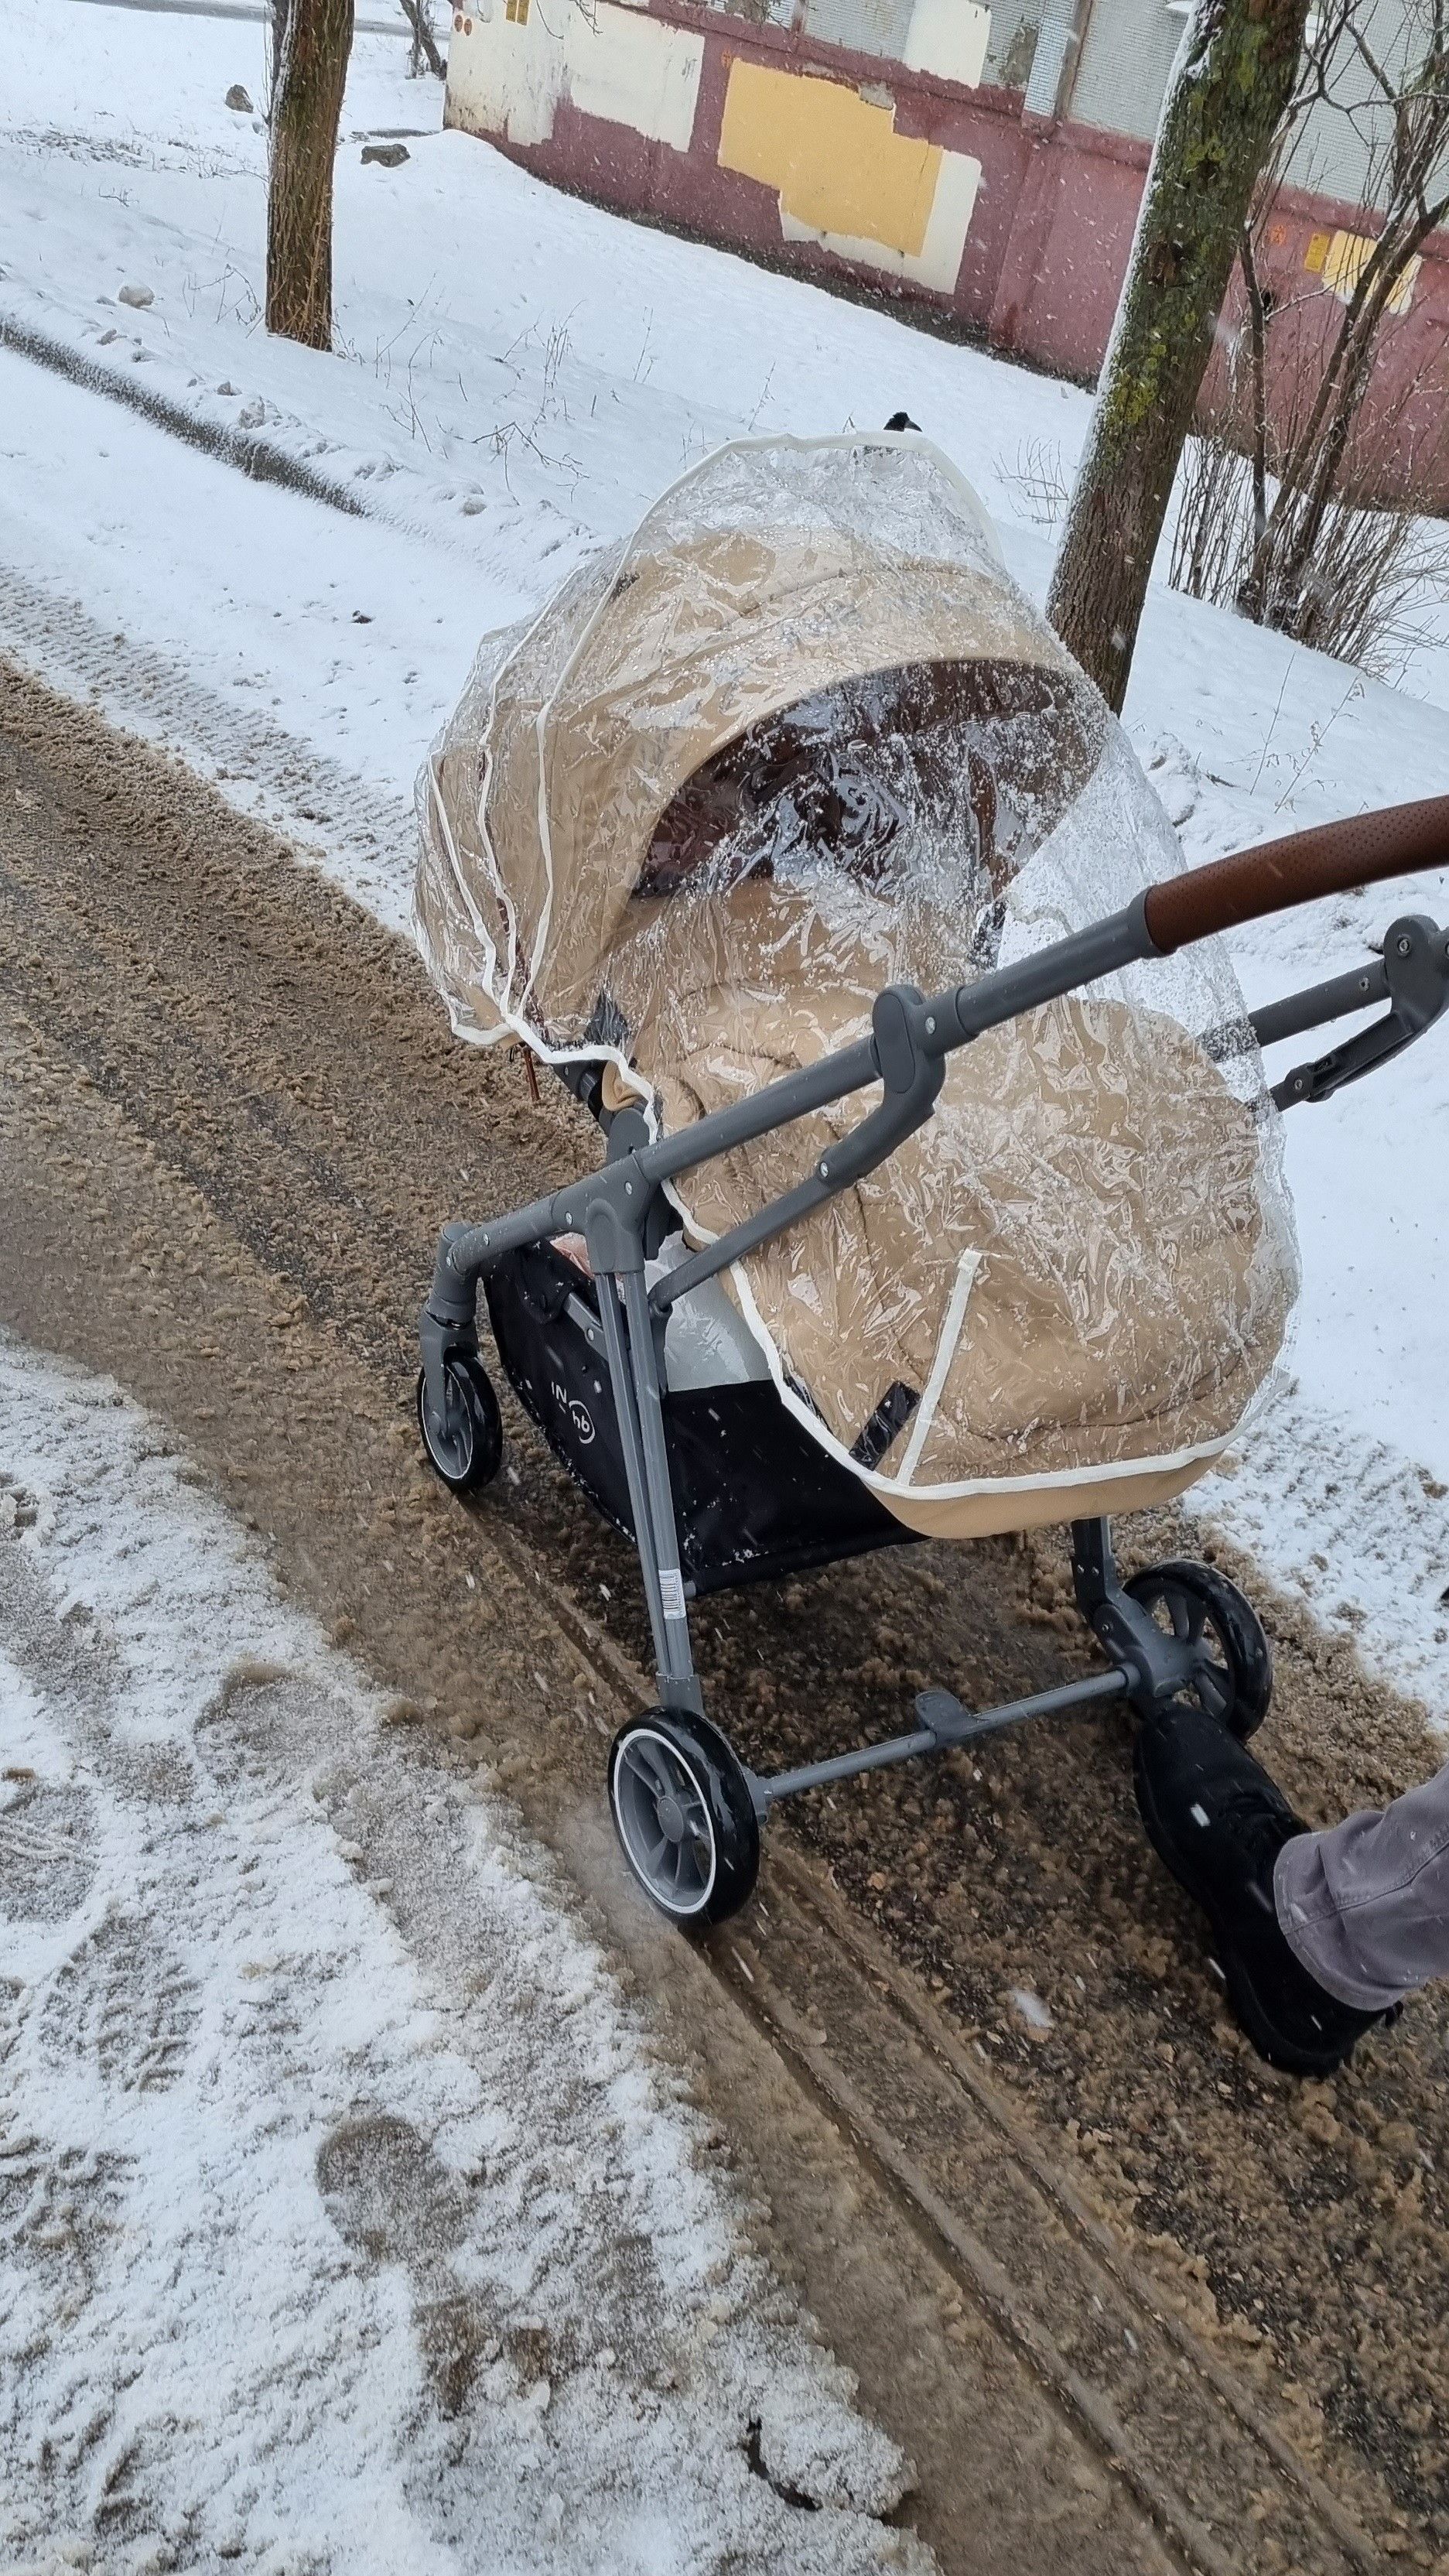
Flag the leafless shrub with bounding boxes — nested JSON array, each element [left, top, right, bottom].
[[997, 436, 1070, 529], [1170, 428, 1251, 607], [1171, 430, 1449, 676], [1172, 0, 1449, 672]]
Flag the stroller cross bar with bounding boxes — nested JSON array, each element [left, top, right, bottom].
[[649, 904, 1150, 1315], [750, 1669, 1129, 1813], [1249, 956, 1388, 1049], [429, 901, 1150, 1322]]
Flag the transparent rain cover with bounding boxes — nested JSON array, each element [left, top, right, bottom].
[[416, 435, 1298, 1531]]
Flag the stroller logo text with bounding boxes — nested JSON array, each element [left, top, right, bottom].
[[552, 1379, 596, 1445]]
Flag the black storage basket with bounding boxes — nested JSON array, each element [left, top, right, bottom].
[[484, 1244, 914, 1597]]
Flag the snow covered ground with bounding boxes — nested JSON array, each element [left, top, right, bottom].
[[0, 1334, 925, 2574], [1, 0, 1447, 1720]]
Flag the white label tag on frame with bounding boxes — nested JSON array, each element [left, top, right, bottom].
[[659, 1569, 687, 1622]]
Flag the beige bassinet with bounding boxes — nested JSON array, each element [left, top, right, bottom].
[[416, 433, 1298, 1541]]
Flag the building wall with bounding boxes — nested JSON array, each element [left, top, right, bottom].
[[443, 0, 1449, 505], [698, 0, 996, 86], [1068, 0, 1185, 145], [1061, 0, 1434, 208]]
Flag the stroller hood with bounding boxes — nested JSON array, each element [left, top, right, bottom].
[[417, 435, 1298, 1534], [418, 436, 1052, 1041]]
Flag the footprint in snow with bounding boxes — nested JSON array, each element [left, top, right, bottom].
[[316, 2112, 571, 2420], [0, 1781, 98, 1924], [41, 1911, 200, 2093]]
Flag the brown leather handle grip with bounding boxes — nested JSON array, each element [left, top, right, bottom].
[[1143, 796, 1449, 955]]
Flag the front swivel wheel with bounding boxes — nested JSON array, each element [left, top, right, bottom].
[[608, 1712, 760, 1928], [415, 1354, 503, 1493]]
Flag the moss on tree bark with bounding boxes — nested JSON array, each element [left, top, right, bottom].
[[1046, 0, 1311, 713]]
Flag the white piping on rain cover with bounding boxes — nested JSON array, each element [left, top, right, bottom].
[[898, 1247, 984, 1486]]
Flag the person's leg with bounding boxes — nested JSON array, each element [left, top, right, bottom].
[[1131, 1702, 1395, 2075], [1275, 1757, 1449, 2012]]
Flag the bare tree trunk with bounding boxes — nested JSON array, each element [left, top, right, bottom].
[[266, 0, 354, 351], [1046, 0, 1311, 711], [1239, 224, 1270, 542], [399, 0, 445, 77]]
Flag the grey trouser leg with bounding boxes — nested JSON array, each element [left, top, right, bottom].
[[1274, 1754, 1449, 2012]]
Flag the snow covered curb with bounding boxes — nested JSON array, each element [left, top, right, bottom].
[[0, 1336, 928, 2575], [0, 305, 368, 516]]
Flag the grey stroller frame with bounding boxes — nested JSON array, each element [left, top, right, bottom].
[[419, 799, 1449, 1928]]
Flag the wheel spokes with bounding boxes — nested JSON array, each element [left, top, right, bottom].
[[1191, 1626, 1234, 1719], [622, 1739, 672, 1801], [672, 1834, 708, 1898], [1163, 1586, 1192, 1642], [433, 1370, 470, 1469], [676, 1788, 709, 1841], [615, 1729, 715, 1912], [1128, 1562, 1268, 1741]]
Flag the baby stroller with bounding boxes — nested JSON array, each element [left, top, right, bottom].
[[414, 434, 1449, 1927]]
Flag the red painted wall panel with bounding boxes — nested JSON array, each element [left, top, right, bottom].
[[456, 3, 1449, 505]]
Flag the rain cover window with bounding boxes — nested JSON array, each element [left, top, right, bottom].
[[416, 435, 1298, 1538]]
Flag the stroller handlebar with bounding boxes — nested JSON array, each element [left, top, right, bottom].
[[429, 802, 1449, 1330], [1143, 795, 1449, 956]]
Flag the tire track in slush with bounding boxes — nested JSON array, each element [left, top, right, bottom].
[[0, 651, 1434, 2570]]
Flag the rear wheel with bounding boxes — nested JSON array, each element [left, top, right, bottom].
[[415, 1356, 503, 1494], [608, 1712, 760, 1928], [1124, 1558, 1273, 1740]]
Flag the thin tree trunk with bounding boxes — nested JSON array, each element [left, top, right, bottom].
[[1046, 0, 1311, 711], [1263, 295, 1392, 615], [267, 0, 354, 351], [1236, 198, 1441, 627], [1232, 219, 1272, 618], [1242, 226, 1270, 536], [399, 0, 444, 77], [1267, 208, 1418, 501]]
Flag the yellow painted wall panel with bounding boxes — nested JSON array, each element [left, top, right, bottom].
[[1319, 227, 1420, 315], [718, 58, 942, 260]]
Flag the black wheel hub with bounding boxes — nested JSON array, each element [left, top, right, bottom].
[[1124, 1558, 1273, 1740]]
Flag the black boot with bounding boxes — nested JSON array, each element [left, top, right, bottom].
[[1133, 1703, 1389, 2077]]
